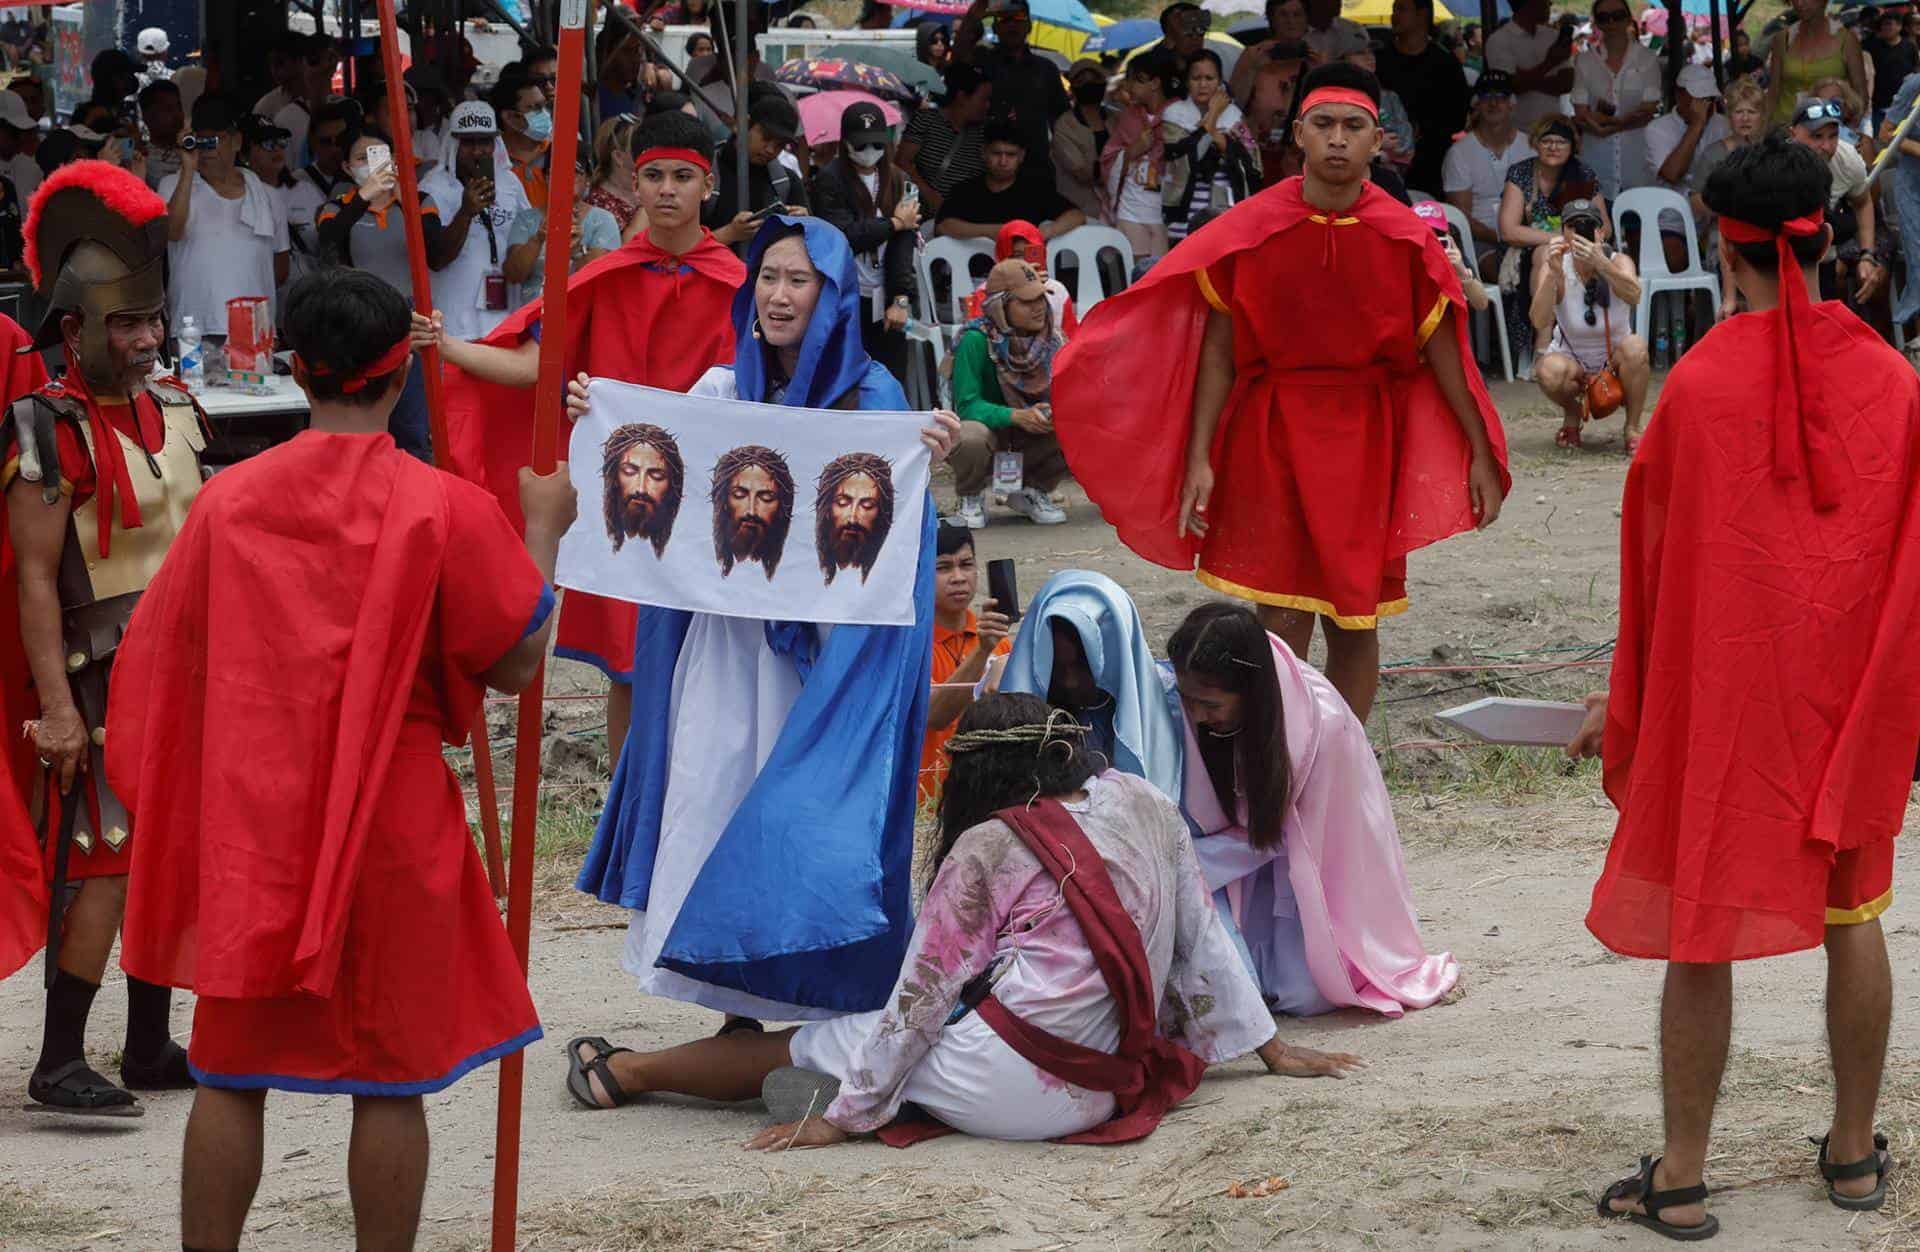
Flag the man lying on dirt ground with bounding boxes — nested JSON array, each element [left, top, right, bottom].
[[1569, 132, 1920, 1241]]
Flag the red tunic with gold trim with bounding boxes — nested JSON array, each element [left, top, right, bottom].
[[0, 313, 50, 981], [1587, 305, 1920, 962], [1053, 179, 1509, 628], [442, 230, 743, 681], [110, 431, 549, 1092]]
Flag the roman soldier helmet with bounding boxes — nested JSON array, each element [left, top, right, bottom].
[[21, 159, 169, 388]]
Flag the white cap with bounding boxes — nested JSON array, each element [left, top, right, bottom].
[[0, 89, 31, 132], [1675, 64, 1720, 99], [137, 27, 170, 56], [448, 100, 497, 137]]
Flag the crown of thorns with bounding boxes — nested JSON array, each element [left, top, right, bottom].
[[945, 709, 1090, 756]]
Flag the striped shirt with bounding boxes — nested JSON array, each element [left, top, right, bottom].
[[903, 106, 985, 199]]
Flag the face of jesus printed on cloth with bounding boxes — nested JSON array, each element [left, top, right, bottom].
[[602, 423, 685, 557], [711, 445, 796, 578], [814, 452, 895, 584]]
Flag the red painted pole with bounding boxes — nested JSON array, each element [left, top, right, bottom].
[[491, 2, 589, 1249], [368, 0, 510, 899]]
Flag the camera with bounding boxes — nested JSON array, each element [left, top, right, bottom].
[[1571, 220, 1598, 241], [180, 133, 215, 151]]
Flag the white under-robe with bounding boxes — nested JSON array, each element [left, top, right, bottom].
[[790, 770, 1277, 1140]]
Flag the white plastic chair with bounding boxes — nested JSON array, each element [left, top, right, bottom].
[[1045, 224, 1135, 314], [1435, 199, 1515, 383], [914, 236, 995, 346], [1609, 185, 1721, 344]]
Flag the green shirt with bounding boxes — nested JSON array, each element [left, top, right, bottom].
[[952, 328, 1012, 430]]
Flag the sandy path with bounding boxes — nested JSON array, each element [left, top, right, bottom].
[[4, 382, 1918, 1251]]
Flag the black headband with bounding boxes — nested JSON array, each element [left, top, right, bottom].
[[1540, 120, 1576, 143]]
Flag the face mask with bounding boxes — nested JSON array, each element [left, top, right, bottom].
[[519, 108, 553, 142], [1073, 81, 1106, 109], [849, 143, 885, 168]]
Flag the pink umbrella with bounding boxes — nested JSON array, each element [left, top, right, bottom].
[[796, 90, 905, 148]]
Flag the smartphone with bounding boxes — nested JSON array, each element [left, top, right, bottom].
[[747, 200, 788, 223], [365, 142, 393, 182], [986, 558, 1021, 622]]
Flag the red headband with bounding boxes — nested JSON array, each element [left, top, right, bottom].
[[635, 146, 712, 174], [298, 336, 412, 394], [1299, 87, 1380, 121], [1718, 208, 1841, 510]]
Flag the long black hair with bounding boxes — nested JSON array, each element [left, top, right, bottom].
[[1167, 602, 1291, 848], [932, 693, 1097, 887]]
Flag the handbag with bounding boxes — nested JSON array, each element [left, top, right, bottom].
[[1583, 301, 1625, 420]]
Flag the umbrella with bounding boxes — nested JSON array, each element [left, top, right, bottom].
[[1031, 10, 1113, 59], [1024, 0, 1101, 35], [1084, 18, 1164, 52], [1122, 32, 1245, 77], [811, 41, 944, 96], [1341, 0, 1451, 22], [1202, 0, 1260, 15], [775, 56, 917, 102], [886, 0, 971, 13], [796, 89, 905, 147]]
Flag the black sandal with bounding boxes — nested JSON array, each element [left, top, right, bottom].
[[1811, 1133, 1892, 1211], [716, 1016, 765, 1038], [26, 1059, 143, 1118], [1597, 1155, 1719, 1241], [120, 1040, 195, 1091], [564, 1036, 635, 1111]]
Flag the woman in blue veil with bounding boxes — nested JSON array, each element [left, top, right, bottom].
[[570, 217, 960, 1038]]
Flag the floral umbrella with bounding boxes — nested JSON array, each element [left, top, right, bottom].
[[775, 57, 916, 103]]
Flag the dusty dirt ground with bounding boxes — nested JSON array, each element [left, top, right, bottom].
[[6, 379, 1920, 1251]]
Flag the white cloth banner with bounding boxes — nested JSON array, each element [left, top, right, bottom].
[[556, 379, 931, 627]]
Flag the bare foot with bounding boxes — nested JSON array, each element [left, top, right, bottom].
[[1256, 1039, 1366, 1078]]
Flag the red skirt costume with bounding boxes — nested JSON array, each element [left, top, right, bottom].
[[110, 432, 552, 1092], [0, 313, 50, 982], [1053, 179, 1509, 628], [442, 230, 743, 681], [1589, 297, 1920, 963]]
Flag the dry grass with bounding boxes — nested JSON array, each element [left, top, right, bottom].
[[0, 1184, 98, 1244], [435, 1169, 1005, 1252]]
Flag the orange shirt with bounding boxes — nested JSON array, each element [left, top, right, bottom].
[[512, 150, 549, 212], [919, 611, 1012, 803]]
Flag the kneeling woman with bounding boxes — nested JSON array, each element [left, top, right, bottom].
[[1167, 603, 1458, 1017], [567, 694, 1361, 1146]]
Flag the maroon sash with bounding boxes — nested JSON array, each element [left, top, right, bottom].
[[878, 797, 1206, 1147]]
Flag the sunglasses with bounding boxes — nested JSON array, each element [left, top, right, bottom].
[[253, 137, 287, 150], [1801, 100, 1844, 123]]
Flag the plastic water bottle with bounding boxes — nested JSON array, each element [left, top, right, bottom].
[[1652, 311, 1669, 370], [177, 316, 204, 394], [1668, 304, 1687, 362]]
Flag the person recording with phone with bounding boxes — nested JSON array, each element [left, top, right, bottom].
[[919, 522, 1015, 803], [813, 100, 920, 383], [1527, 197, 1649, 454], [159, 95, 291, 340], [422, 101, 534, 343], [705, 88, 811, 252]]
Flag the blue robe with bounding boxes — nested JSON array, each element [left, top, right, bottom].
[[576, 218, 933, 1017]]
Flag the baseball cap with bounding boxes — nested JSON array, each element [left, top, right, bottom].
[[239, 112, 291, 145], [0, 90, 30, 132], [985, 258, 1047, 302], [1793, 96, 1844, 130], [66, 124, 108, 145], [1327, 26, 1373, 58], [1473, 68, 1515, 98], [1675, 64, 1720, 99], [1562, 197, 1604, 228], [449, 100, 498, 136], [841, 100, 888, 146], [750, 91, 799, 143], [1067, 58, 1106, 86], [1412, 200, 1450, 236], [137, 27, 170, 57]]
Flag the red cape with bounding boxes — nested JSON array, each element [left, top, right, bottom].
[[0, 325, 54, 982], [1589, 306, 1920, 962], [110, 435, 462, 998], [442, 229, 744, 528], [1052, 178, 1509, 574]]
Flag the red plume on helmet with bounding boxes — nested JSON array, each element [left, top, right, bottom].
[[23, 159, 168, 293]]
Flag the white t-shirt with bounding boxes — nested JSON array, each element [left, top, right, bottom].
[[1643, 110, 1730, 197], [254, 85, 294, 118], [1442, 129, 1535, 235], [157, 168, 289, 336], [422, 167, 534, 342], [274, 99, 313, 167], [3, 152, 38, 203], [1568, 42, 1663, 199], [1485, 20, 1570, 129], [1304, 17, 1368, 61]]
